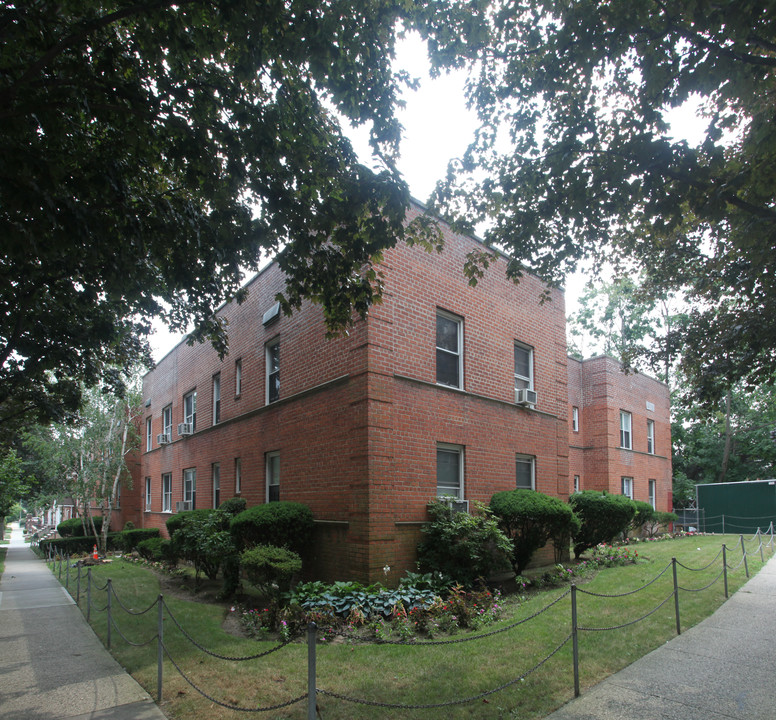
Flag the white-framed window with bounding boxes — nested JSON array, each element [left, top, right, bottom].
[[514, 342, 534, 391], [146, 417, 152, 452], [183, 467, 196, 509], [115, 484, 121, 508], [212, 462, 220, 508], [436, 443, 464, 500], [620, 410, 632, 449], [573, 474, 580, 493], [436, 310, 463, 389], [162, 473, 172, 513], [163, 405, 172, 437], [145, 477, 152, 511], [212, 373, 221, 425], [266, 451, 280, 503], [183, 390, 197, 430], [649, 479, 656, 509], [235, 358, 242, 397], [266, 338, 280, 404], [647, 419, 655, 454], [572, 406, 579, 433], [235, 457, 242, 495], [621, 476, 634, 499], [515, 454, 535, 489]]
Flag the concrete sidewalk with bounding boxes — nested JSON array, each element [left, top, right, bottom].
[[0, 522, 167, 720], [545, 551, 776, 719]]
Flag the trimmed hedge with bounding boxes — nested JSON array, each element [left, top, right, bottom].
[[120, 528, 160, 552], [41, 532, 121, 555], [230, 502, 313, 554], [218, 496, 247, 516], [490, 490, 581, 574], [569, 491, 637, 558], [137, 537, 175, 563], [631, 501, 656, 535], [57, 516, 104, 537], [240, 544, 302, 596]]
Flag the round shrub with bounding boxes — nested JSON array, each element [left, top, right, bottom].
[[490, 490, 581, 574], [417, 501, 512, 587], [57, 516, 104, 537], [241, 544, 302, 597], [218, 496, 247, 516], [630, 501, 656, 536], [230, 502, 313, 554], [569, 491, 636, 558], [120, 528, 160, 552]]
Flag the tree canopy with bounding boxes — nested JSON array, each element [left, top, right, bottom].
[[431, 0, 776, 402], [0, 0, 445, 434]]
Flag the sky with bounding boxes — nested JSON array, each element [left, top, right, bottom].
[[149, 33, 707, 362]]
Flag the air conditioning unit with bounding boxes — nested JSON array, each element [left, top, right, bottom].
[[440, 497, 469, 514], [515, 388, 538, 406], [156, 433, 171, 445], [175, 501, 192, 513], [177, 422, 193, 436]]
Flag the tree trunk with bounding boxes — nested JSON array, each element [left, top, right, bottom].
[[718, 387, 733, 483]]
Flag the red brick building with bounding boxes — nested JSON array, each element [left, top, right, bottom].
[[567, 355, 672, 512], [124, 204, 671, 582]]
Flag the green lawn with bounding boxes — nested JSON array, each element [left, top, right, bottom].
[[47, 534, 772, 720]]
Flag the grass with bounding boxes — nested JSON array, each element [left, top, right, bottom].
[[46, 534, 772, 720]]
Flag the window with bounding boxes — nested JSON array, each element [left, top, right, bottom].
[[647, 419, 655, 454], [621, 476, 634, 499], [572, 406, 579, 433], [515, 454, 535, 489], [620, 411, 632, 449], [183, 391, 197, 431], [235, 359, 242, 397], [266, 452, 280, 502], [145, 477, 152, 511], [212, 463, 221, 508], [162, 473, 172, 513], [266, 338, 280, 404], [436, 444, 464, 499], [183, 467, 196, 509], [146, 417, 152, 452], [649, 479, 656, 509], [163, 405, 172, 437], [514, 342, 534, 391], [115, 484, 121, 508], [212, 373, 221, 424], [573, 474, 580, 493], [235, 458, 242, 494], [436, 310, 463, 389]]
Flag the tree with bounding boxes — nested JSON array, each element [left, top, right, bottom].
[[1, 1, 446, 434], [0, 448, 30, 538], [430, 0, 776, 401], [24, 381, 140, 552]]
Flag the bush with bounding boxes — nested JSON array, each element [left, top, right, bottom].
[[490, 490, 581, 574], [165, 508, 215, 539], [57, 516, 104, 537], [41, 532, 121, 555], [137, 536, 167, 562], [569, 491, 636, 558], [172, 509, 236, 584], [241, 545, 302, 598], [218, 496, 247, 516], [230, 502, 314, 553], [630, 501, 656, 536], [646, 511, 678, 537], [120, 528, 160, 552], [416, 501, 512, 587]]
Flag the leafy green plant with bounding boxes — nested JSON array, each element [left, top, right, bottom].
[[417, 501, 512, 587], [490, 489, 581, 574], [570, 491, 637, 558], [240, 545, 302, 598], [172, 510, 236, 585], [119, 528, 160, 552], [217, 496, 247, 516], [230, 501, 313, 554], [630, 501, 656, 536]]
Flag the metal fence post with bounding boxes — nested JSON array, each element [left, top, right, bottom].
[[307, 622, 318, 720], [571, 584, 580, 698], [107, 580, 113, 650], [157, 595, 164, 703], [740, 535, 749, 578], [722, 545, 729, 598], [758, 529, 764, 562], [87, 568, 92, 623], [66, 554, 70, 589], [672, 558, 681, 635], [76, 563, 81, 604]]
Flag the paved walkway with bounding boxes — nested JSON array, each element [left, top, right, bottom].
[[545, 551, 776, 719], [0, 522, 167, 720]]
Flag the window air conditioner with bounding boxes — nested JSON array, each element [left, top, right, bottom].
[[441, 497, 469, 514], [156, 433, 171, 445], [515, 388, 538, 405], [178, 422, 193, 436], [175, 501, 192, 513]]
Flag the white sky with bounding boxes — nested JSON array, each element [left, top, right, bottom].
[[149, 34, 707, 362]]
